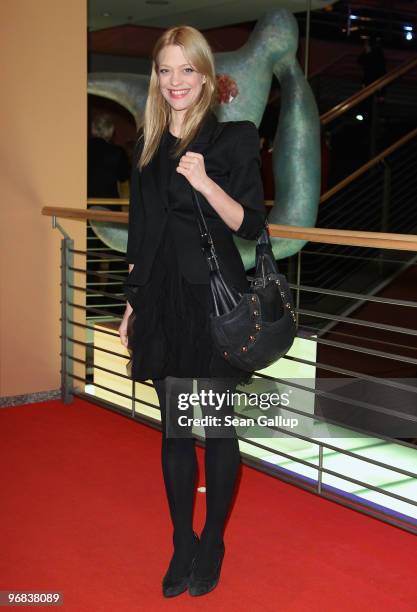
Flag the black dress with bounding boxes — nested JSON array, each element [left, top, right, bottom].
[[126, 128, 252, 386]]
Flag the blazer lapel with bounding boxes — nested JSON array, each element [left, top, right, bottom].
[[186, 109, 220, 151], [143, 110, 220, 213]]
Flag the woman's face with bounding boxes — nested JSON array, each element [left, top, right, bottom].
[[157, 44, 206, 112]]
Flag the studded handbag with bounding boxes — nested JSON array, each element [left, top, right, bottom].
[[190, 186, 297, 373]]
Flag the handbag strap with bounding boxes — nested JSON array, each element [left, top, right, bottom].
[[190, 186, 221, 272], [190, 185, 270, 274]]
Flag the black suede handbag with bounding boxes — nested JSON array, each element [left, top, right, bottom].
[[190, 187, 297, 372]]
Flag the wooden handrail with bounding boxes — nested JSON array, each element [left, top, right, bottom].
[[42, 206, 417, 251], [87, 198, 128, 206], [320, 56, 417, 126], [267, 223, 417, 251]]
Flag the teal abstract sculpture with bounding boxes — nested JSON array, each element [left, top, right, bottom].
[[88, 8, 320, 269]]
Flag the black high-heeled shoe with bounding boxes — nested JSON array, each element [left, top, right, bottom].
[[188, 541, 225, 597], [162, 531, 199, 598]]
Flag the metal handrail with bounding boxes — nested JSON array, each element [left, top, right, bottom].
[[53, 219, 417, 534]]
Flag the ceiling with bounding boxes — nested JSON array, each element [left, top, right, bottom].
[[88, 0, 335, 32]]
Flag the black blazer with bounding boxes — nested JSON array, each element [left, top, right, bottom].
[[125, 110, 266, 292]]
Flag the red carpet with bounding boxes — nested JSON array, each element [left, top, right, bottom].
[[1, 398, 415, 611]]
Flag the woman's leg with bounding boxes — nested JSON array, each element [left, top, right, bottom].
[[195, 378, 241, 575], [153, 377, 198, 579]]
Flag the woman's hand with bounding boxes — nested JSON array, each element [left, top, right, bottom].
[[176, 151, 212, 194], [119, 302, 133, 348]]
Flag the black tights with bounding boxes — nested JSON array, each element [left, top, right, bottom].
[[152, 376, 241, 576]]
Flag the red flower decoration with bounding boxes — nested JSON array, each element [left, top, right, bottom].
[[215, 73, 239, 104]]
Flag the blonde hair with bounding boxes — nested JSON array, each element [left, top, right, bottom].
[[137, 25, 218, 170]]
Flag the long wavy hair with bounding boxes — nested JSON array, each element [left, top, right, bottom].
[[137, 25, 218, 170]]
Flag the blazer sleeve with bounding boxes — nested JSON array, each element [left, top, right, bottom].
[[126, 133, 144, 264], [228, 121, 267, 240]]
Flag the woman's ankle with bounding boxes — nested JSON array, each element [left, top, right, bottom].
[[199, 527, 224, 550], [173, 528, 197, 548]]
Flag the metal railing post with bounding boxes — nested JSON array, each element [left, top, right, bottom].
[[381, 159, 391, 234], [379, 159, 392, 274], [317, 445, 324, 495], [296, 250, 302, 327], [370, 94, 379, 160], [131, 379, 136, 418], [61, 236, 74, 404]]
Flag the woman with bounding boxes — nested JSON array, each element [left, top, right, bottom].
[[119, 25, 266, 598]]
